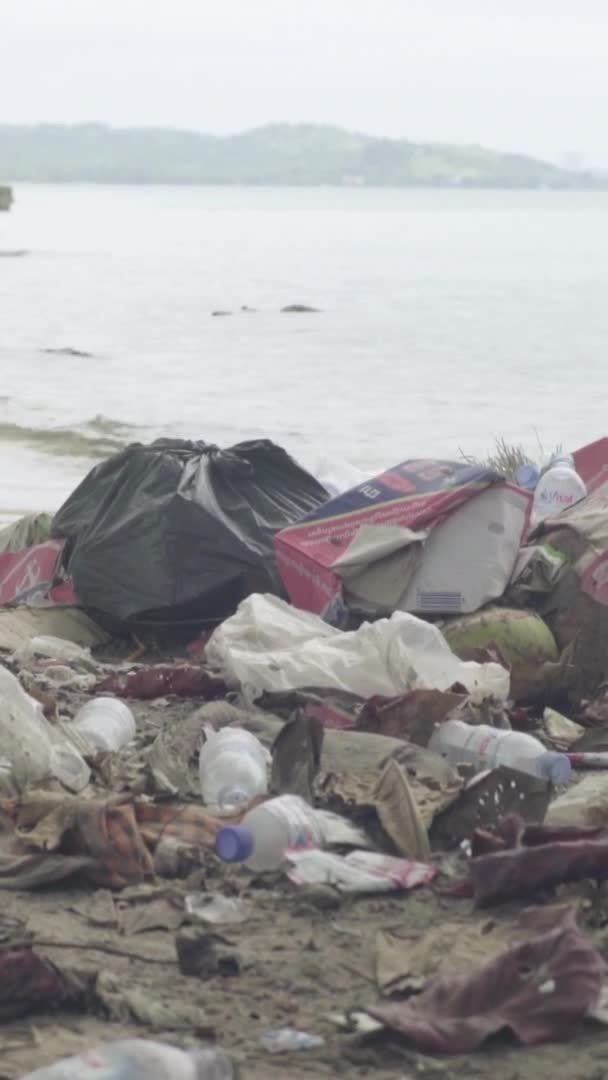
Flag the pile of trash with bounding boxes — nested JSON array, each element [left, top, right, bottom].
[[3, 435, 608, 1076]]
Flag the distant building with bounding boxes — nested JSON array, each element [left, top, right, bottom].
[[0, 186, 13, 211]]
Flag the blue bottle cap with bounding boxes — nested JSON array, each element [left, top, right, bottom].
[[537, 751, 571, 786], [215, 825, 254, 863], [515, 463, 540, 491]]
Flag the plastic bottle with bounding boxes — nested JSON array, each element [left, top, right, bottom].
[[530, 453, 587, 529], [72, 698, 136, 753], [199, 727, 269, 809], [215, 793, 324, 871], [428, 718, 571, 785], [0, 666, 89, 794], [21, 1039, 236, 1080]]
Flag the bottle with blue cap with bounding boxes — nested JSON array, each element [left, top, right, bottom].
[[429, 718, 570, 785], [514, 462, 540, 492], [215, 794, 324, 872]]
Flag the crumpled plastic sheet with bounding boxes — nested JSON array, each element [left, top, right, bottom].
[[97, 665, 226, 700], [367, 906, 605, 1053], [456, 814, 608, 906], [206, 593, 510, 703]]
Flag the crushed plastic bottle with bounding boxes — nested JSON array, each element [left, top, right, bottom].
[[21, 1039, 236, 1079], [199, 727, 269, 809], [0, 666, 89, 795], [72, 697, 136, 753], [215, 793, 324, 871], [185, 893, 251, 925], [12, 636, 94, 666], [428, 718, 570, 785], [530, 453, 587, 529], [260, 1027, 325, 1053]]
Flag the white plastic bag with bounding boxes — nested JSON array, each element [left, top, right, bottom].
[[206, 594, 509, 703], [0, 666, 89, 795]]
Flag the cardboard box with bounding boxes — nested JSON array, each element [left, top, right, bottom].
[[275, 459, 531, 621]]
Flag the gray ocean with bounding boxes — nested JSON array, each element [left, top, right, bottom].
[[1, 182, 608, 525]]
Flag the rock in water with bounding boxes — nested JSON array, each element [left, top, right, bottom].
[[281, 304, 321, 313]]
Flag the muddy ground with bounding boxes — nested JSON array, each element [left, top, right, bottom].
[[4, 879, 608, 1080], [2, 658, 608, 1079]]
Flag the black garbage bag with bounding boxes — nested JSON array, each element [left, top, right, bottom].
[[52, 438, 328, 628]]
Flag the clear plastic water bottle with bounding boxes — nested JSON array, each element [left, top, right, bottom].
[[21, 1039, 236, 1080], [199, 727, 269, 809], [530, 453, 587, 529], [428, 718, 570, 785], [215, 793, 324, 871], [72, 698, 136, 753]]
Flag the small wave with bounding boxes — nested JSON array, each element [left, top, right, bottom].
[[0, 421, 128, 460]]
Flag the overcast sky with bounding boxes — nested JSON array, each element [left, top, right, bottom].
[[2, 0, 607, 166]]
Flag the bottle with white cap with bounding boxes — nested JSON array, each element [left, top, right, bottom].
[[199, 727, 269, 810], [428, 718, 570, 785], [530, 452, 587, 529]]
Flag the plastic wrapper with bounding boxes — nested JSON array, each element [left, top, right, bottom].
[[286, 848, 436, 893]]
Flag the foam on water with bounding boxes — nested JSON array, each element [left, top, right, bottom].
[[0, 420, 128, 459]]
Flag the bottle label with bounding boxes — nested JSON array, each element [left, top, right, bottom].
[[264, 795, 320, 849], [538, 489, 577, 507], [462, 726, 501, 767]]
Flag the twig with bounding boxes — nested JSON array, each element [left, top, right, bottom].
[[127, 634, 147, 663], [34, 938, 176, 966], [340, 961, 376, 985]]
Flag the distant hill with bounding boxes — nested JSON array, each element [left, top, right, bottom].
[[0, 122, 603, 188]]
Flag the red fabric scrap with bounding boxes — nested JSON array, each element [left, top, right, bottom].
[[464, 815, 608, 906], [0, 949, 68, 1019], [368, 907, 605, 1054], [96, 665, 226, 700]]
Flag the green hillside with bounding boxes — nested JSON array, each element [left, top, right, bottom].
[[0, 122, 601, 188]]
